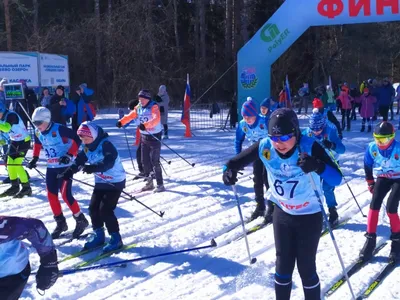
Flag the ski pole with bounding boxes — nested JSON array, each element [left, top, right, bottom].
[[159, 161, 168, 177], [92, 173, 165, 218], [308, 174, 356, 299], [123, 127, 136, 171], [146, 130, 195, 167], [54, 239, 217, 276], [160, 156, 171, 165], [231, 185, 257, 265]]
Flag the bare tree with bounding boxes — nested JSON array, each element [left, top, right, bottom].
[[172, 0, 181, 61], [225, 0, 233, 64], [94, 0, 102, 102], [3, 0, 12, 50], [199, 0, 206, 62]]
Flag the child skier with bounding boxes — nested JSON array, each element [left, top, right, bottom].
[[303, 109, 345, 226], [27, 107, 89, 239], [117, 89, 164, 192], [260, 97, 272, 119], [0, 102, 32, 198], [361, 121, 400, 262], [0, 216, 58, 299], [235, 97, 273, 223], [312, 98, 343, 139], [63, 121, 126, 253], [223, 108, 342, 299]]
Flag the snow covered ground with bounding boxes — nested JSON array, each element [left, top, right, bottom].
[[3, 110, 399, 299]]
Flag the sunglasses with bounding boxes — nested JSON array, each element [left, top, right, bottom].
[[373, 134, 394, 144], [33, 121, 44, 126], [269, 133, 294, 142]]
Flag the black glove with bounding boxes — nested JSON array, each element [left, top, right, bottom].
[[222, 166, 238, 186], [82, 164, 97, 174], [36, 250, 59, 291], [322, 139, 335, 150], [338, 133, 343, 140], [116, 121, 122, 128], [27, 156, 39, 169], [297, 153, 325, 174], [59, 154, 72, 165], [139, 123, 146, 131]]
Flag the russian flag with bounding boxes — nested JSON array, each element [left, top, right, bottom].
[[181, 74, 192, 137], [285, 75, 291, 108]]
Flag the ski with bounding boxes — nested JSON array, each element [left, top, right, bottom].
[[58, 244, 105, 264], [321, 218, 350, 237], [74, 243, 138, 269], [356, 257, 398, 299], [236, 221, 272, 241], [325, 242, 388, 297], [55, 232, 92, 247]]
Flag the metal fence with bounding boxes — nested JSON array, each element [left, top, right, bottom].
[[189, 102, 231, 131]]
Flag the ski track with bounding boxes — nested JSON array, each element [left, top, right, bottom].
[[15, 112, 400, 300]]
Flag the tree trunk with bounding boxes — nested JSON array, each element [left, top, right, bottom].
[[199, 0, 206, 63], [172, 0, 181, 62], [4, 0, 12, 51], [94, 0, 102, 103], [33, 0, 39, 50], [225, 0, 233, 64], [233, 0, 242, 54], [240, 0, 248, 43]]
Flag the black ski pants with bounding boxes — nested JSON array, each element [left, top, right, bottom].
[[89, 184, 124, 234], [341, 109, 351, 130], [141, 132, 163, 186], [253, 158, 269, 205], [273, 206, 322, 300], [379, 105, 390, 121], [370, 177, 400, 214], [136, 141, 144, 173], [0, 263, 30, 300]]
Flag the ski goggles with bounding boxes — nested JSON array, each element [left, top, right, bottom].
[[269, 133, 295, 142], [373, 133, 395, 144], [33, 120, 44, 126]]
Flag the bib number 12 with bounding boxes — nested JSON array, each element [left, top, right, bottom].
[[274, 180, 299, 198]]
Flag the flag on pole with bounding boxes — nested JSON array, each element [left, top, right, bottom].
[[181, 74, 192, 138], [328, 75, 333, 90], [285, 75, 292, 108]]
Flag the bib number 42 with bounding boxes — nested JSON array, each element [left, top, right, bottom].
[[274, 180, 299, 198]]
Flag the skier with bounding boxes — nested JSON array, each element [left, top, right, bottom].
[[361, 121, 400, 262], [303, 109, 345, 227], [27, 107, 89, 239], [312, 98, 343, 139], [0, 216, 58, 299], [116, 89, 165, 193], [63, 121, 126, 253], [223, 108, 342, 300], [235, 97, 273, 223], [0, 102, 32, 198], [260, 97, 272, 119]]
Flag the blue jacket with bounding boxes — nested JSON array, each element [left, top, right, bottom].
[[235, 116, 268, 154], [377, 84, 395, 106]]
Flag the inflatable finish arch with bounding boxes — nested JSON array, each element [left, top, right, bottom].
[[237, 0, 400, 114]]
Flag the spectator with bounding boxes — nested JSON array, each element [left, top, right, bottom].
[[0, 78, 7, 106], [350, 84, 361, 120], [297, 82, 310, 114], [396, 84, 400, 115], [229, 100, 238, 129], [17, 80, 37, 127], [49, 85, 71, 125], [337, 90, 353, 131], [377, 78, 396, 121], [71, 83, 95, 132], [40, 88, 52, 108], [356, 87, 377, 132], [156, 85, 170, 139]]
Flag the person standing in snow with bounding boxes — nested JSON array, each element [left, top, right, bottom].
[[297, 83, 310, 114], [0, 216, 58, 299], [223, 108, 342, 300], [312, 98, 342, 139], [360, 121, 400, 262], [156, 85, 170, 140], [337, 90, 353, 131], [356, 88, 377, 133], [27, 107, 89, 239], [303, 109, 345, 227], [117, 89, 165, 193], [260, 97, 272, 119], [63, 121, 126, 253], [235, 97, 273, 224]]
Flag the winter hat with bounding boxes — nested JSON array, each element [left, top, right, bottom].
[[363, 87, 369, 93], [158, 85, 167, 95], [77, 121, 99, 140], [79, 83, 88, 89], [32, 107, 51, 123], [374, 121, 395, 136], [260, 98, 271, 109], [241, 97, 259, 117], [56, 85, 65, 92], [268, 108, 299, 137], [309, 108, 326, 131], [138, 89, 152, 100], [312, 98, 324, 109]]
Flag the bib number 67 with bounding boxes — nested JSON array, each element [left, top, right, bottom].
[[273, 180, 299, 198]]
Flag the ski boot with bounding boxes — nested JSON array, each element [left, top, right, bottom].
[[389, 232, 400, 262], [103, 232, 123, 253], [15, 183, 32, 198], [250, 201, 266, 221], [263, 201, 274, 225], [72, 213, 89, 238], [141, 178, 154, 191], [84, 227, 105, 250], [153, 185, 166, 193], [51, 214, 68, 239], [2, 177, 11, 184], [359, 232, 377, 261], [328, 207, 339, 227], [0, 180, 20, 197]]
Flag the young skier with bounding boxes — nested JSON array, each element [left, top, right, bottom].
[[27, 107, 89, 239], [223, 108, 342, 300], [303, 109, 345, 226], [235, 97, 273, 223], [260, 97, 272, 119], [0, 102, 32, 198], [117, 89, 164, 192], [63, 121, 126, 252], [0, 216, 58, 299], [312, 98, 343, 139], [361, 121, 400, 262]]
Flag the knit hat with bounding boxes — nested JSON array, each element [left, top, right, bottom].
[[312, 98, 324, 109], [260, 98, 271, 109], [374, 121, 394, 136], [268, 108, 299, 137], [138, 89, 152, 100], [56, 85, 65, 92], [309, 108, 326, 131], [241, 98, 258, 117], [77, 121, 98, 140], [363, 87, 369, 93], [32, 107, 51, 123]]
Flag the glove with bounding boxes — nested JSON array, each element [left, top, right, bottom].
[[297, 153, 325, 174], [36, 250, 59, 291], [139, 123, 146, 131], [338, 133, 343, 140], [116, 121, 122, 128], [222, 165, 238, 186], [59, 154, 72, 165], [82, 164, 97, 174], [61, 164, 79, 180], [322, 139, 335, 150], [27, 156, 39, 169], [367, 180, 375, 194]]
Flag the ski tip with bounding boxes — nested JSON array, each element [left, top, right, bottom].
[[210, 239, 217, 247], [250, 257, 257, 264]]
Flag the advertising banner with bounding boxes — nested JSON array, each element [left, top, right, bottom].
[[39, 53, 70, 87], [0, 52, 40, 87]]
